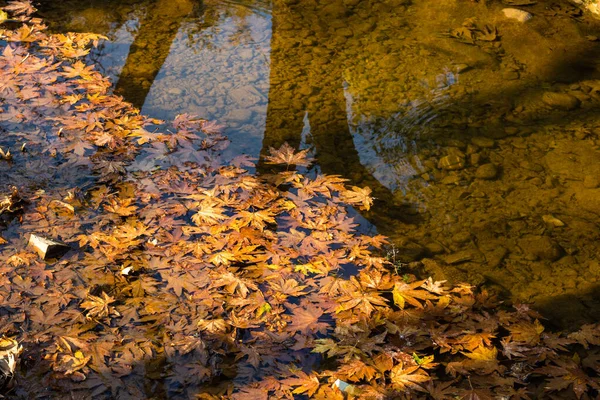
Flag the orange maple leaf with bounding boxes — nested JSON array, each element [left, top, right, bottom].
[[341, 186, 374, 211], [264, 143, 313, 167]]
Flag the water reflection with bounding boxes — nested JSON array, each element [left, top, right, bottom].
[[114, 0, 195, 108], [260, 0, 417, 229], [38, 0, 600, 327]]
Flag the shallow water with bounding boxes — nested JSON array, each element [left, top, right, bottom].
[[38, 0, 600, 328]]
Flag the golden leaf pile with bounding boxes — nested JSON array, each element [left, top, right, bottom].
[[0, 2, 598, 399]]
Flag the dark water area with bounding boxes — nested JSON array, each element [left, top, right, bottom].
[[36, 0, 600, 328]]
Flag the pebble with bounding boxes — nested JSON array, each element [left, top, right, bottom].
[[542, 92, 581, 110], [337, 27, 354, 37], [455, 64, 471, 73], [472, 137, 495, 148], [422, 159, 437, 172], [485, 246, 508, 268], [445, 250, 474, 264], [424, 242, 445, 254], [575, 188, 600, 214], [475, 163, 498, 180], [518, 236, 563, 261], [519, 161, 544, 172], [590, 260, 600, 275], [238, 49, 254, 60], [451, 231, 472, 244], [226, 108, 253, 122], [167, 88, 183, 96], [394, 241, 427, 263], [542, 215, 565, 227], [438, 155, 465, 170], [441, 175, 461, 185], [502, 8, 533, 22], [502, 70, 520, 80], [446, 140, 467, 149], [505, 127, 519, 136]]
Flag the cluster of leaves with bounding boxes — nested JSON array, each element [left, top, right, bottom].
[[0, 2, 599, 399]]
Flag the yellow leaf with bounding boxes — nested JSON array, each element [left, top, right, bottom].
[[264, 143, 313, 167], [462, 345, 497, 361], [257, 302, 272, 317], [341, 186, 373, 211]]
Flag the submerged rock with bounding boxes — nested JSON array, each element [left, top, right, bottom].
[[454, 64, 471, 73], [393, 241, 427, 263], [472, 137, 495, 148], [502, 8, 533, 22], [575, 188, 600, 214], [542, 214, 565, 227], [542, 92, 581, 110], [518, 235, 563, 261], [475, 163, 498, 180], [445, 250, 477, 264], [484, 246, 508, 268], [438, 155, 465, 170]]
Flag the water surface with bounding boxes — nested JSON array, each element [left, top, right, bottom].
[[39, 0, 600, 327]]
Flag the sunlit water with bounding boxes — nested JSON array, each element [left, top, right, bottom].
[[38, 0, 600, 327]]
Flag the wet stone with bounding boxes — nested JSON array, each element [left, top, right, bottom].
[[475, 163, 498, 180], [470, 153, 482, 166], [441, 175, 461, 185], [454, 64, 471, 73], [226, 109, 253, 122], [485, 246, 508, 268], [502, 8, 533, 22], [445, 250, 475, 264], [446, 140, 466, 149], [575, 188, 600, 214], [502, 70, 520, 80], [542, 214, 565, 227], [238, 49, 254, 60], [472, 137, 495, 148], [424, 242, 445, 254], [229, 87, 262, 107], [519, 161, 544, 173], [518, 236, 563, 261], [451, 231, 471, 244], [28, 234, 70, 260], [589, 260, 600, 275], [422, 160, 436, 171], [438, 155, 465, 170], [394, 241, 427, 262], [337, 27, 354, 37], [167, 88, 183, 96], [542, 92, 581, 110]]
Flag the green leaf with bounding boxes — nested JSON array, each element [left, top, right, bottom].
[[257, 302, 272, 317]]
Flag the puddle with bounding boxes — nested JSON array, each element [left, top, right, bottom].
[[36, 0, 600, 328]]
